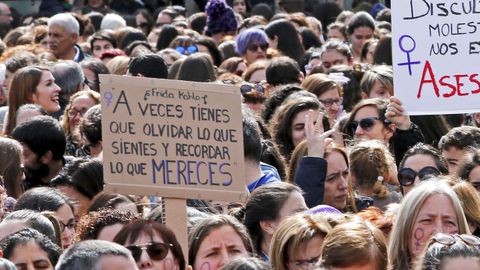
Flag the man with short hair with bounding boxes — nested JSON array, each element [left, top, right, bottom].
[[266, 56, 304, 92], [243, 108, 279, 192], [0, 2, 12, 38], [11, 116, 69, 190], [56, 240, 138, 270], [127, 54, 168, 79], [48, 13, 86, 62], [51, 60, 86, 117], [439, 126, 480, 175]]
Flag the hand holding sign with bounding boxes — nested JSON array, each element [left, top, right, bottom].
[[392, 0, 480, 115], [385, 96, 412, 130]]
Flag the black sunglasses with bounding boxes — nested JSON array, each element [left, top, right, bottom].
[[247, 43, 268, 52], [398, 166, 440, 186], [347, 117, 381, 135], [126, 242, 172, 262]]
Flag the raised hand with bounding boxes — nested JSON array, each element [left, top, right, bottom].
[[304, 110, 335, 157]]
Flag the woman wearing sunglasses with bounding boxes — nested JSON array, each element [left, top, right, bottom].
[[114, 220, 185, 270], [342, 97, 424, 164], [398, 143, 449, 195], [388, 180, 470, 270], [416, 233, 480, 270], [235, 28, 269, 66]]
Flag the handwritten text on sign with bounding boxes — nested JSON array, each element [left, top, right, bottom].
[[392, 0, 480, 114], [100, 75, 246, 201]]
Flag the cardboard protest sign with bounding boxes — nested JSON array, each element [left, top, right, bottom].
[[100, 75, 247, 202], [392, 0, 480, 115]]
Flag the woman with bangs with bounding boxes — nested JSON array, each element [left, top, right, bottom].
[[189, 215, 254, 270], [114, 220, 185, 270], [270, 213, 347, 270], [360, 65, 394, 100], [89, 30, 117, 58], [388, 180, 470, 270], [301, 73, 344, 126], [235, 28, 269, 66]]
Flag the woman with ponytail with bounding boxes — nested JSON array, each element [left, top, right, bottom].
[[349, 140, 402, 211]]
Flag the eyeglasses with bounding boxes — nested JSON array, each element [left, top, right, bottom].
[[240, 84, 264, 95], [126, 242, 172, 262], [319, 98, 342, 107], [347, 117, 381, 135], [288, 255, 321, 270], [68, 108, 89, 118], [432, 233, 480, 247], [397, 166, 440, 186], [175, 45, 198, 55], [59, 220, 76, 233], [246, 43, 268, 52]]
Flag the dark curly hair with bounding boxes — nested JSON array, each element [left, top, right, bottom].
[[74, 208, 139, 242], [0, 228, 61, 266]]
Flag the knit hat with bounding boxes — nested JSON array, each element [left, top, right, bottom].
[[371, 3, 386, 19], [204, 0, 237, 36]]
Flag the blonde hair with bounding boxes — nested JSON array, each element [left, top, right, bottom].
[[449, 180, 480, 228], [388, 180, 470, 270], [349, 140, 391, 199], [270, 213, 347, 270], [106, 55, 130, 75]]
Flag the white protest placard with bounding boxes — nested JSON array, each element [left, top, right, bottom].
[[392, 0, 480, 115], [100, 75, 247, 202]]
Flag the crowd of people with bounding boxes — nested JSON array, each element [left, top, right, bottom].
[[0, 0, 480, 269]]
